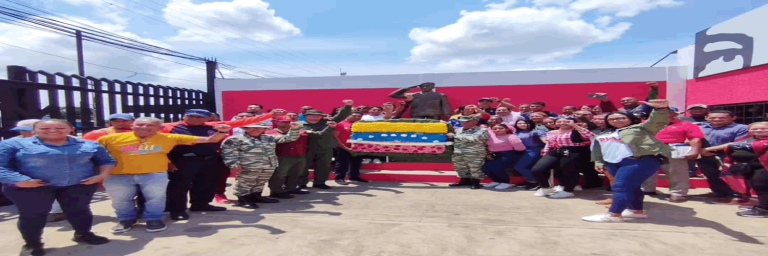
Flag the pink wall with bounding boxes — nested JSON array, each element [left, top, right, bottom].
[[222, 81, 666, 119], [687, 63, 768, 105]]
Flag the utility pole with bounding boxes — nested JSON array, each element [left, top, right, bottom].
[[75, 30, 85, 76], [205, 59, 218, 112]]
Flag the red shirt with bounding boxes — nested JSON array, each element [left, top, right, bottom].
[[336, 120, 353, 148], [266, 128, 308, 157], [655, 119, 705, 144]]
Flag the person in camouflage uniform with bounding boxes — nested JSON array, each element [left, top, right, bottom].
[[221, 122, 301, 209], [447, 115, 491, 189]]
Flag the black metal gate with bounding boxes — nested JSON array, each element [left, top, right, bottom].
[[710, 101, 768, 125], [0, 65, 210, 139]]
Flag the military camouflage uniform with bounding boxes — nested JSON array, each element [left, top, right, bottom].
[[221, 128, 300, 196], [452, 126, 490, 180]]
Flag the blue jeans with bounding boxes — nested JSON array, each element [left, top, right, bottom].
[[103, 172, 169, 221], [482, 151, 521, 183], [514, 147, 542, 182], [606, 156, 662, 214]]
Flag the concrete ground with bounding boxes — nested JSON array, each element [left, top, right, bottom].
[[1, 180, 766, 256]]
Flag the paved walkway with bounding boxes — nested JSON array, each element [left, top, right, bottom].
[[0, 181, 766, 256]]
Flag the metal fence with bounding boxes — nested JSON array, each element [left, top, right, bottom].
[[1, 65, 210, 139], [709, 101, 768, 125]]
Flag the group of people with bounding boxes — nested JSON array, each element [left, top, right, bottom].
[[0, 81, 766, 256]]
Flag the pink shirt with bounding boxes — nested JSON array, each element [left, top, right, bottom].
[[487, 133, 526, 152]]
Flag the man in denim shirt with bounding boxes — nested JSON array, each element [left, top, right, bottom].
[[697, 110, 750, 199], [0, 119, 116, 255]]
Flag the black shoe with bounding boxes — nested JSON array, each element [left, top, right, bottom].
[[146, 220, 167, 232], [73, 232, 110, 245], [449, 178, 472, 187], [349, 177, 369, 183], [21, 243, 45, 256], [110, 219, 137, 233], [46, 213, 67, 223], [270, 193, 295, 199], [170, 211, 189, 221], [290, 189, 310, 195], [234, 196, 259, 209], [470, 179, 482, 189], [250, 194, 280, 203], [644, 191, 658, 196], [189, 204, 227, 212], [312, 183, 333, 189], [298, 185, 308, 189], [524, 184, 540, 191], [736, 207, 768, 218]]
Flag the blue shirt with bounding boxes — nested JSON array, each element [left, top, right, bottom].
[[298, 114, 307, 121], [0, 136, 116, 186], [698, 122, 750, 147], [168, 124, 221, 158], [516, 130, 547, 148]]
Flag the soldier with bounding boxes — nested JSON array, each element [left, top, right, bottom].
[[298, 100, 353, 189], [221, 122, 301, 209], [447, 115, 491, 189]]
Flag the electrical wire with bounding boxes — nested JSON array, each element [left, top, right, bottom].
[[1, 2, 286, 78], [0, 40, 206, 84]]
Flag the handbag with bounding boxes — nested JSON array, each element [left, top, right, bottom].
[[669, 143, 701, 159], [727, 163, 752, 176]]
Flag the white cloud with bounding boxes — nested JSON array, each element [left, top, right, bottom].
[[594, 15, 612, 27], [532, 0, 573, 6], [486, 0, 519, 10], [0, 16, 252, 91], [408, 6, 631, 69], [406, 0, 681, 69], [569, 0, 683, 17], [163, 0, 301, 43]]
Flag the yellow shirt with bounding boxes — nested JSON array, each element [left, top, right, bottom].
[[98, 132, 200, 175]]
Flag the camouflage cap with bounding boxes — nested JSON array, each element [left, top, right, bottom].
[[458, 115, 480, 122], [242, 122, 272, 128]]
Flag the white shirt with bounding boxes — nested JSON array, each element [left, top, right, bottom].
[[498, 112, 522, 125], [593, 131, 634, 164], [361, 114, 386, 121]]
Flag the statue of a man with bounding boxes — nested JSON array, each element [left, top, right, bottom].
[[388, 82, 451, 120]]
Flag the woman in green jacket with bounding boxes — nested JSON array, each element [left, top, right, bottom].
[[583, 99, 672, 223]]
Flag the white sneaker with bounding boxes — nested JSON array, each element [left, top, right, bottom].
[[533, 188, 554, 197], [549, 191, 575, 198], [494, 183, 511, 190], [483, 182, 500, 188], [621, 210, 649, 219], [582, 214, 624, 223], [372, 159, 383, 164], [361, 159, 372, 164], [574, 185, 583, 191], [553, 185, 564, 192]]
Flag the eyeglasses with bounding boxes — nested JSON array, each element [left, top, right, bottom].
[[607, 117, 629, 122]]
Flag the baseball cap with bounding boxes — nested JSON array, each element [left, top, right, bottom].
[[184, 109, 212, 117], [242, 122, 272, 128], [10, 119, 39, 131], [686, 104, 708, 110], [458, 115, 480, 122], [108, 113, 135, 121], [304, 110, 325, 115], [274, 116, 292, 123], [669, 107, 682, 113]]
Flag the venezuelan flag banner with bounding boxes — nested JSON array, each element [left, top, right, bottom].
[[349, 119, 454, 157]]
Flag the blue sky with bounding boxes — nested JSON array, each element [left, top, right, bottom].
[[1, 0, 767, 89]]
